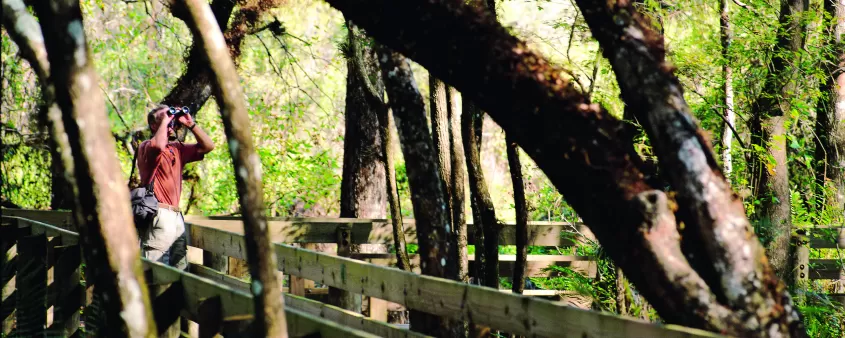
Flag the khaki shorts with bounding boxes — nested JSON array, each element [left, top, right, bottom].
[[140, 208, 187, 270]]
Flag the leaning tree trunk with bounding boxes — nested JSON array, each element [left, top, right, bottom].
[[380, 106, 412, 271], [749, 0, 807, 280], [183, 0, 288, 336], [463, 102, 499, 289], [325, 0, 805, 336], [506, 136, 528, 295], [814, 0, 845, 215], [431, 76, 453, 219], [432, 75, 469, 281], [333, 19, 388, 312], [376, 45, 457, 337], [31, 1, 157, 336], [448, 87, 469, 282], [720, 0, 736, 179]]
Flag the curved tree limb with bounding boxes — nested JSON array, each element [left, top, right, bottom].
[[181, 0, 288, 336], [574, 0, 803, 334], [323, 0, 795, 335]]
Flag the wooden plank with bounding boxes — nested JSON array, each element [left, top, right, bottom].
[[143, 260, 378, 337], [1, 219, 18, 335], [50, 245, 82, 337], [1, 210, 74, 232], [5, 209, 594, 247], [363, 255, 597, 278], [808, 259, 845, 280], [190, 264, 429, 338], [807, 227, 845, 249], [190, 224, 723, 338], [17, 231, 48, 338]]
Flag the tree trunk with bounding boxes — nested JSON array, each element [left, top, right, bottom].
[[463, 102, 499, 289], [1, 0, 74, 212], [506, 136, 528, 295], [448, 88, 469, 282], [431, 76, 453, 217], [376, 45, 456, 337], [32, 1, 157, 336], [182, 0, 288, 336], [162, 0, 282, 142], [325, 0, 805, 335], [334, 19, 387, 312], [381, 105, 412, 271], [815, 0, 845, 216], [720, 0, 736, 179], [749, 0, 807, 280]]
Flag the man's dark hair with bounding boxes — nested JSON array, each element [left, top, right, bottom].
[[147, 104, 169, 131]]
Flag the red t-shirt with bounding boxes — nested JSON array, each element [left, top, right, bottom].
[[137, 140, 205, 207]]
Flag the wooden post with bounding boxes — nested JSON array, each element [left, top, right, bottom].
[[197, 296, 223, 338], [1, 219, 18, 336], [17, 229, 48, 338], [329, 226, 361, 311], [288, 244, 315, 297], [792, 229, 810, 304], [51, 244, 82, 336]]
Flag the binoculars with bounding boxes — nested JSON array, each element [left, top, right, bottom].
[[167, 106, 190, 117], [167, 106, 191, 129]]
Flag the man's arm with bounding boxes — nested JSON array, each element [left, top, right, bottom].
[[149, 113, 173, 152], [179, 114, 214, 154], [187, 123, 215, 154]]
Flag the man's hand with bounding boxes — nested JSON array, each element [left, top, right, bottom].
[[177, 113, 195, 128]]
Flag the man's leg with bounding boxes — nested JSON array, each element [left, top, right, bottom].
[[140, 208, 182, 265], [167, 213, 188, 270]]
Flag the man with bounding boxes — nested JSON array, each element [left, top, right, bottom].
[[137, 105, 214, 269]]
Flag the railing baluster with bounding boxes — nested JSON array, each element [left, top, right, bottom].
[[1, 219, 18, 336], [17, 227, 48, 338]]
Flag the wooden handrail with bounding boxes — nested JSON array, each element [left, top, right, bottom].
[[190, 223, 722, 337], [1, 216, 387, 338]]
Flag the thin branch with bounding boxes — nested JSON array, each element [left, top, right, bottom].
[[99, 85, 131, 133]]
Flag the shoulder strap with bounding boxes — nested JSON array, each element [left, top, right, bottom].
[[129, 141, 156, 193], [128, 144, 139, 188]]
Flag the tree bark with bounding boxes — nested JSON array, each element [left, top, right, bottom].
[[748, 0, 807, 280], [182, 0, 288, 336], [448, 87, 469, 282], [814, 0, 845, 215], [334, 19, 387, 312], [325, 0, 805, 335], [376, 46, 456, 337], [31, 1, 157, 336], [720, 0, 736, 179], [506, 136, 528, 295]]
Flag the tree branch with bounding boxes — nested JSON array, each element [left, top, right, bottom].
[[32, 0, 157, 335], [324, 0, 786, 335], [573, 0, 802, 335], [181, 0, 288, 336]]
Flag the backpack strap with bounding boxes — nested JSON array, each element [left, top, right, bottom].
[[128, 143, 139, 187], [129, 141, 156, 194]]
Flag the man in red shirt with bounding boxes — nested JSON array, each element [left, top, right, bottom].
[[138, 105, 215, 269]]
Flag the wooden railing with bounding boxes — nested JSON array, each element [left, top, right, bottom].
[[793, 227, 845, 303], [1, 208, 724, 337], [1, 216, 390, 337]]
